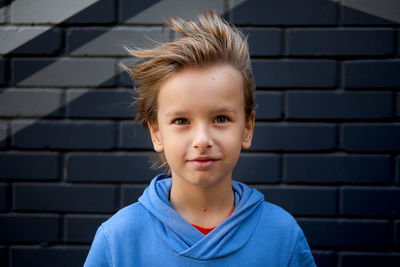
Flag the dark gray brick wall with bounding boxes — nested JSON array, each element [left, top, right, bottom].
[[0, 89, 64, 117], [11, 120, 115, 150], [11, 247, 89, 267], [299, 219, 392, 249], [344, 60, 400, 88], [240, 28, 282, 56], [341, 124, 400, 152], [0, 59, 6, 85], [252, 60, 337, 88], [0, 152, 59, 181], [14, 183, 117, 213], [0, 121, 7, 147], [287, 28, 395, 56], [66, 89, 133, 118], [284, 154, 391, 184], [0, 27, 63, 55], [287, 91, 394, 119], [231, 0, 337, 25], [251, 123, 336, 151], [340, 187, 400, 217], [12, 58, 117, 87], [1, 1, 399, 267], [339, 252, 400, 267], [0, 214, 60, 243], [67, 27, 166, 56], [64, 215, 109, 243]]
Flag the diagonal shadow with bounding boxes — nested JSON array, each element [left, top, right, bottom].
[[3, 0, 163, 86], [1, 0, 399, 154]]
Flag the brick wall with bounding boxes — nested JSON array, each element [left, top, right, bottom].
[[0, 0, 399, 266]]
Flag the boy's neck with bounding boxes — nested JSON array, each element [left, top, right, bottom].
[[169, 176, 235, 228]]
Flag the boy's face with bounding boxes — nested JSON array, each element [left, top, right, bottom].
[[148, 64, 254, 188]]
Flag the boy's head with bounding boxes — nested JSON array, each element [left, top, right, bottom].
[[124, 11, 255, 172]]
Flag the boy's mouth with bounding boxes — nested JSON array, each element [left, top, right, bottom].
[[187, 157, 219, 169]]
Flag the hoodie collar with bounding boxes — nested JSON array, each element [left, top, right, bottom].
[[139, 174, 264, 260]]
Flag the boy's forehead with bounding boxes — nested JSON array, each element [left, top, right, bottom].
[[157, 64, 246, 114], [160, 64, 244, 93], [162, 65, 242, 90]]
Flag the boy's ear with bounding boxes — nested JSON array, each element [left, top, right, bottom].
[[147, 122, 164, 152], [242, 111, 255, 149]]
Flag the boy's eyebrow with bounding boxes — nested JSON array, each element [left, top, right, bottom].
[[164, 111, 187, 118], [164, 107, 238, 118], [213, 108, 238, 115]]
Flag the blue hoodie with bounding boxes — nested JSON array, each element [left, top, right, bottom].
[[84, 174, 316, 266]]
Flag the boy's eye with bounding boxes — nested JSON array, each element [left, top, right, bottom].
[[173, 118, 189, 125], [214, 116, 228, 124]]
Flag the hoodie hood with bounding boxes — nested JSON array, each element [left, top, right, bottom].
[[138, 174, 265, 260]]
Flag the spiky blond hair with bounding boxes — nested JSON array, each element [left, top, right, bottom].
[[122, 10, 255, 170]]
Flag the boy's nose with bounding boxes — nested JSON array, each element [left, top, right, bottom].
[[192, 125, 213, 151]]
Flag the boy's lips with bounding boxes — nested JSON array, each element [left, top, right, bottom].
[[187, 156, 220, 169]]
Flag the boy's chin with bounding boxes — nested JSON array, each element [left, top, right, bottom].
[[173, 173, 232, 189]]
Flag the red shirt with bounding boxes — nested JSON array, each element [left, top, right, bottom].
[[192, 206, 235, 235]]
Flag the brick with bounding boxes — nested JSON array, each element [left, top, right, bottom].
[[0, 121, 7, 147], [339, 252, 400, 267], [0, 0, 5, 23], [121, 184, 147, 207], [119, 58, 139, 87], [119, 0, 224, 24], [397, 157, 400, 184], [0, 184, 9, 211], [14, 183, 117, 213], [65, 215, 109, 243], [240, 28, 282, 56], [231, 0, 337, 25], [0, 152, 59, 181], [397, 94, 400, 117], [344, 60, 400, 88], [251, 123, 336, 151], [13, 58, 116, 87], [233, 153, 281, 184], [11, 247, 88, 267], [66, 152, 159, 182], [11, 0, 111, 24], [0, 214, 59, 243], [64, 0, 115, 24], [398, 30, 400, 57], [342, 124, 400, 152], [342, 0, 399, 25], [67, 89, 133, 118], [252, 60, 337, 88], [0, 59, 6, 85], [257, 186, 337, 216], [255, 91, 282, 120], [340, 187, 400, 217], [0, 26, 62, 55], [119, 121, 154, 149], [312, 250, 335, 267], [299, 219, 391, 249], [288, 28, 395, 56], [395, 221, 400, 247], [12, 120, 114, 150], [0, 246, 7, 267], [287, 91, 393, 119], [284, 154, 391, 184], [0, 89, 63, 117], [67, 27, 164, 56]]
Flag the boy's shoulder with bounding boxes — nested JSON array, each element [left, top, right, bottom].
[[259, 201, 300, 233], [100, 202, 148, 235]]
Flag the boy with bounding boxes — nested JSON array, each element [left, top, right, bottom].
[[84, 11, 316, 266]]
